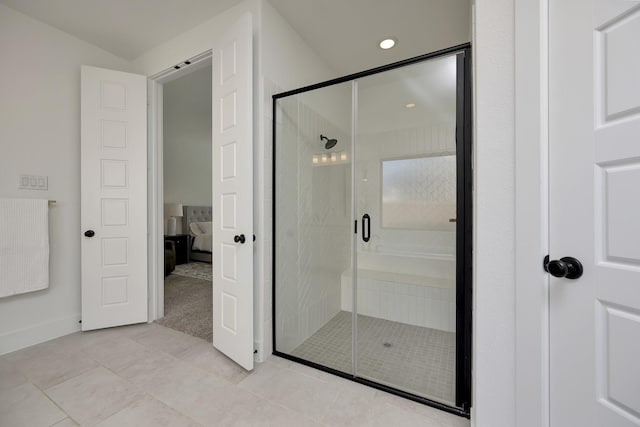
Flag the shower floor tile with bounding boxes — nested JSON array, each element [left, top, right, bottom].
[[290, 311, 455, 405]]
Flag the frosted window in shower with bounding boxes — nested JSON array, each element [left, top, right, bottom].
[[381, 155, 456, 230]]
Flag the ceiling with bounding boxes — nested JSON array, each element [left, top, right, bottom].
[[0, 0, 244, 60], [0, 0, 470, 74], [268, 0, 470, 75]]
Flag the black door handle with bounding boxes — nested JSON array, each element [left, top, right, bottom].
[[84, 230, 95, 238], [544, 255, 583, 279], [362, 214, 370, 242], [234, 234, 246, 244]]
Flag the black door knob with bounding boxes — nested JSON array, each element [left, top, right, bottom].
[[84, 230, 95, 238], [544, 255, 583, 279], [234, 234, 246, 244]]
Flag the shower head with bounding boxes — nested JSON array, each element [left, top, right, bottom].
[[320, 134, 338, 150]]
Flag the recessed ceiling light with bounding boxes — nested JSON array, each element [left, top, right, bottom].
[[405, 103, 416, 109], [379, 38, 396, 50]]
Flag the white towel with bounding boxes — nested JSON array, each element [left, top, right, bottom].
[[0, 198, 50, 298]]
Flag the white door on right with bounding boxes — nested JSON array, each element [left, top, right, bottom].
[[550, 1, 640, 426], [211, 13, 254, 371]]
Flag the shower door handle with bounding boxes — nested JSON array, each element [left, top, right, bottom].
[[362, 214, 371, 242]]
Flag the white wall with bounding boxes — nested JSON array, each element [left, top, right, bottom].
[[163, 64, 212, 234], [0, 4, 131, 354], [472, 0, 516, 425]]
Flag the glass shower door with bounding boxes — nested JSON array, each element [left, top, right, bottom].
[[353, 54, 460, 406], [273, 45, 472, 414], [273, 81, 355, 375]]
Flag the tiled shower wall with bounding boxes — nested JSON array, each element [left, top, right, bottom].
[[341, 275, 457, 332], [274, 91, 351, 353]]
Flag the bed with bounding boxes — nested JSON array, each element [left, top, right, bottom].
[[182, 205, 212, 263]]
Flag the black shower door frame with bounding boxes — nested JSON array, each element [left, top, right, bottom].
[[271, 43, 473, 418]]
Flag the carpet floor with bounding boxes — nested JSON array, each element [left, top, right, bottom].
[[172, 261, 213, 281], [156, 273, 213, 342]]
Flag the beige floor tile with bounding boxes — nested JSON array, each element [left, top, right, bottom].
[[262, 354, 293, 369], [0, 382, 66, 427], [8, 347, 98, 389], [356, 402, 450, 427], [3, 336, 76, 364], [51, 323, 152, 353], [174, 383, 259, 425], [166, 377, 323, 427], [236, 358, 290, 393], [83, 336, 157, 371], [0, 357, 27, 393], [239, 362, 338, 421], [112, 347, 177, 382], [176, 341, 249, 384], [324, 381, 468, 427], [95, 396, 200, 427], [201, 393, 323, 427], [52, 418, 80, 426], [130, 324, 203, 356], [45, 366, 145, 426], [2, 323, 466, 427], [375, 390, 470, 427], [320, 378, 380, 426], [132, 359, 225, 410]]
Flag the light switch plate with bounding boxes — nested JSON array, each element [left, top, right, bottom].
[[19, 175, 48, 190]]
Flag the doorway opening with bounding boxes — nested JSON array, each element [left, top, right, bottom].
[[149, 51, 214, 342]]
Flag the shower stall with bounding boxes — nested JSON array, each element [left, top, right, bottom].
[[272, 44, 472, 416]]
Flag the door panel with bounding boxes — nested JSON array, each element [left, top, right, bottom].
[[212, 13, 254, 370], [550, 1, 640, 425], [81, 66, 147, 331]]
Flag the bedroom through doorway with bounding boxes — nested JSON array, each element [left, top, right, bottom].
[[157, 56, 214, 342]]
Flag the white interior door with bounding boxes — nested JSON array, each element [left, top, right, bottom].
[[212, 13, 254, 370], [81, 66, 148, 331], [550, 1, 640, 425]]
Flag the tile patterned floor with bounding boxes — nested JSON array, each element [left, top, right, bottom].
[[291, 311, 456, 405], [0, 323, 469, 427]]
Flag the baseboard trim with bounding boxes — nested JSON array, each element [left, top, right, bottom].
[[0, 314, 81, 355]]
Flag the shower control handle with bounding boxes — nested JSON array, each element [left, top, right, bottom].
[[362, 214, 371, 243], [234, 234, 246, 244]]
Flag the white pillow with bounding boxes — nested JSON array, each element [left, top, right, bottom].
[[198, 221, 213, 234], [189, 222, 203, 236], [190, 221, 213, 235]]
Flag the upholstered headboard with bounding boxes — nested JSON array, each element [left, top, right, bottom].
[[182, 206, 212, 233]]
